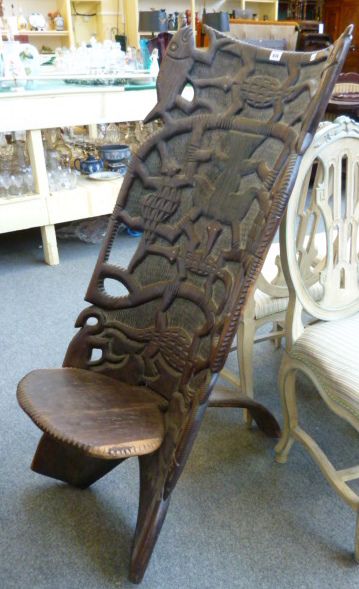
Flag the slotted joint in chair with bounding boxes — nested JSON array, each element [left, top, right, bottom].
[[16, 26, 352, 583], [275, 116, 359, 562]]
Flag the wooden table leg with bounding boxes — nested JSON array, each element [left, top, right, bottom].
[[41, 224, 59, 265]]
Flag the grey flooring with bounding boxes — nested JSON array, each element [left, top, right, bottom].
[[1, 225, 359, 589]]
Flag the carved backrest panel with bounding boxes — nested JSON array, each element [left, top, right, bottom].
[[283, 116, 359, 323], [64, 26, 352, 406]]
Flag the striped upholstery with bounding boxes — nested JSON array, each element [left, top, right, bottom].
[[275, 118, 359, 561], [288, 312, 359, 423], [254, 282, 323, 320]]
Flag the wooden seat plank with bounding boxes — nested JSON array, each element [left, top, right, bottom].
[[17, 368, 167, 458]]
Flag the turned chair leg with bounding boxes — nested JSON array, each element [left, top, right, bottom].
[[236, 319, 256, 428], [31, 434, 124, 489], [275, 367, 297, 463], [273, 321, 284, 349]]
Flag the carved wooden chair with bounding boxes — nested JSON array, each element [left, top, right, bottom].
[[325, 72, 359, 122], [16, 26, 352, 583], [275, 116, 359, 562]]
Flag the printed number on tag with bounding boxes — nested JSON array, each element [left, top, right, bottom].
[[269, 50, 283, 62]]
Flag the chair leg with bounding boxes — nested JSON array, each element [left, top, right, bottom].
[[129, 452, 171, 584], [272, 321, 284, 348], [31, 433, 124, 489], [275, 365, 297, 463], [236, 319, 256, 428], [129, 396, 211, 583]]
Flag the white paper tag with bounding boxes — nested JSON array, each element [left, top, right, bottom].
[[269, 50, 283, 62], [310, 53, 318, 61]]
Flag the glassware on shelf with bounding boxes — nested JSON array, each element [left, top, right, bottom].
[[53, 128, 73, 161], [117, 123, 128, 144], [0, 166, 12, 198], [54, 40, 127, 78], [139, 39, 150, 70], [104, 123, 121, 144], [56, 165, 77, 191], [23, 166, 34, 193], [125, 122, 141, 154], [44, 145, 78, 191], [0, 131, 79, 198], [45, 148, 62, 167], [0, 134, 34, 198], [0, 141, 15, 161], [8, 168, 25, 196], [17, 4, 28, 31]]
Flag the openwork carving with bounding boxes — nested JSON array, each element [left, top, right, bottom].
[[66, 26, 351, 404], [288, 115, 359, 318], [18, 25, 352, 583]]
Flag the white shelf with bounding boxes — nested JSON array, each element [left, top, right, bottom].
[[0, 83, 155, 264], [0, 193, 48, 233], [15, 30, 71, 36], [47, 175, 123, 225], [0, 84, 157, 131]]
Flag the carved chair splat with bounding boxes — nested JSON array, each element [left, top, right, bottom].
[[16, 25, 352, 583], [276, 116, 359, 561]]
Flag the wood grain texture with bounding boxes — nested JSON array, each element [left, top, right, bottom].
[[17, 368, 167, 458]]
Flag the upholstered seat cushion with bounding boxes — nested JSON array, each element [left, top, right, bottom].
[[254, 283, 323, 320], [17, 368, 168, 458], [288, 312, 359, 422]]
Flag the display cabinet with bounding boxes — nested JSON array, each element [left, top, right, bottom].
[[123, 1, 196, 48], [0, 77, 158, 265], [1, 0, 124, 49], [1, 0, 74, 49], [2, 1, 281, 50], [278, 1, 322, 21], [123, 1, 279, 48]]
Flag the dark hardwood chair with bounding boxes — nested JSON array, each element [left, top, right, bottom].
[[297, 31, 331, 52], [326, 72, 359, 121], [16, 24, 352, 583]]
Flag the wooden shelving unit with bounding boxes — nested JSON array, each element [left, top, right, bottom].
[[0, 82, 158, 264]]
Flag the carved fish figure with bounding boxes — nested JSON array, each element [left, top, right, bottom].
[[145, 26, 233, 123], [144, 27, 196, 123]]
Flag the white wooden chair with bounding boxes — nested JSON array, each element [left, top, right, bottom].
[[211, 250, 290, 412], [212, 169, 323, 425], [275, 115, 359, 562]]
